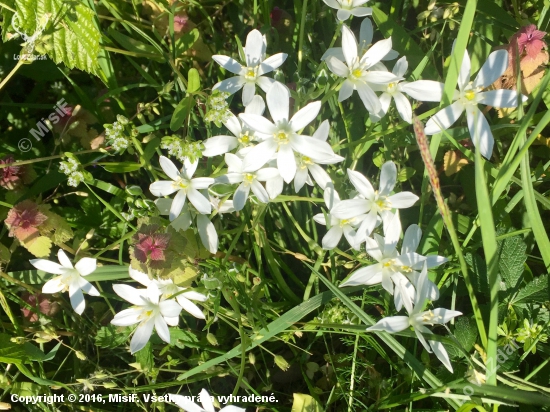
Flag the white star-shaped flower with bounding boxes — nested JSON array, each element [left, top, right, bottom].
[[370, 57, 445, 123], [293, 120, 344, 192], [424, 48, 526, 158], [239, 82, 339, 183], [367, 263, 462, 372], [111, 282, 182, 354], [129, 267, 207, 319], [323, 0, 372, 21], [202, 96, 266, 157], [217, 153, 280, 210], [169, 388, 245, 412], [313, 183, 366, 250], [30, 249, 99, 315], [331, 161, 419, 239], [325, 25, 401, 114], [213, 29, 287, 106], [149, 156, 215, 221]]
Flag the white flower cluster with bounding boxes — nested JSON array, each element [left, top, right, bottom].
[[161, 137, 203, 164], [59, 157, 84, 187], [204, 90, 231, 125], [105, 115, 130, 152]]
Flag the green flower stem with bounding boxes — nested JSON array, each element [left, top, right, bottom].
[[473, 117, 499, 386], [413, 115, 488, 349], [0, 149, 104, 169], [297, 0, 309, 74], [0, 59, 25, 92]]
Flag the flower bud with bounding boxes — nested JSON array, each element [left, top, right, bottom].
[[274, 355, 290, 371]]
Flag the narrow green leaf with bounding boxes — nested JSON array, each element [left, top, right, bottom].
[[170, 96, 195, 131]]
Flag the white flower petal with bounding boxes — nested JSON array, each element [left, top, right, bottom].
[[256, 76, 276, 93], [169, 190, 187, 221], [308, 164, 332, 189], [425, 255, 448, 268], [429, 340, 453, 372], [402, 224, 422, 254], [200, 388, 215, 412], [42, 276, 64, 293], [111, 307, 142, 326], [182, 158, 198, 179], [473, 49, 508, 89], [466, 106, 493, 159], [239, 113, 277, 135], [365, 236, 384, 262], [401, 80, 444, 102], [388, 192, 418, 209], [69, 284, 85, 315], [393, 92, 412, 123], [212, 55, 243, 75], [392, 56, 408, 77], [356, 82, 381, 113], [431, 308, 462, 324], [202, 135, 238, 157], [322, 226, 343, 250], [113, 284, 147, 306], [277, 144, 297, 183], [379, 161, 397, 196], [244, 95, 266, 115], [79, 278, 100, 296], [258, 53, 287, 75], [213, 77, 245, 95], [424, 101, 465, 135], [242, 82, 256, 106], [176, 295, 205, 319], [348, 169, 375, 198], [321, 46, 345, 61], [233, 183, 250, 211], [350, 6, 372, 16], [159, 156, 180, 181], [57, 249, 74, 269], [245, 29, 265, 67], [359, 17, 373, 45], [362, 71, 399, 84], [266, 175, 284, 199], [289, 101, 321, 132], [75, 257, 96, 277], [31, 259, 65, 275], [338, 80, 355, 102], [325, 56, 349, 78], [341, 25, 358, 67], [197, 214, 218, 253], [191, 177, 215, 190], [323, 0, 340, 8], [267, 82, 290, 123], [361, 38, 392, 68], [159, 299, 183, 318], [129, 267, 152, 286], [337, 9, 352, 21], [154, 316, 171, 344], [331, 198, 369, 220], [367, 316, 409, 333], [356, 210, 377, 240], [251, 180, 270, 203], [242, 139, 278, 172], [255, 167, 280, 181], [458, 50, 471, 91], [187, 188, 212, 214], [150, 181, 178, 197], [478, 89, 523, 108], [130, 319, 155, 354], [180, 291, 208, 302]]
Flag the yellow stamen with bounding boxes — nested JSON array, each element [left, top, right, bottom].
[[464, 90, 476, 101]]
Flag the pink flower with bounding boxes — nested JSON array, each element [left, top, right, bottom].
[[133, 225, 170, 265], [4, 200, 47, 241], [0, 156, 21, 190], [516, 25, 546, 59]]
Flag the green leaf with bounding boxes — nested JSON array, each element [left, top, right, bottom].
[[187, 68, 201, 93], [136, 341, 153, 371], [12, 0, 101, 74], [511, 275, 549, 306], [107, 28, 163, 61], [100, 162, 143, 173], [170, 95, 195, 131], [95, 325, 132, 349], [497, 234, 527, 290], [291, 394, 323, 412], [447, 317, 478, 358], [175, 28, 199, 55], [0, 334, 44, 363]]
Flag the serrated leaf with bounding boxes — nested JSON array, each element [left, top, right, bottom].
[[512, 274, 549, 306], [447, 317, 478, 359], [497, 235, 527, 290], [187, 68, 200, 93], [170, 95, 195, 131], [23, 235, 52, 258], [10, 0, 100, 74]]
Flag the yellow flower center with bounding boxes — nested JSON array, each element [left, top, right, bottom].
[[239, 131, 251, 145], [245, 66, 258, 81], [243, 173, 255, 184], [174, 178, 189, 189], [400, 265, 413, 273], [387, 82, 397, 93], [383, 259, 396, 268], [464, 90, 476, 101], [274, 130, 290, 145], [351, 68, 363, 79], [339, 218, 355, 228]]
